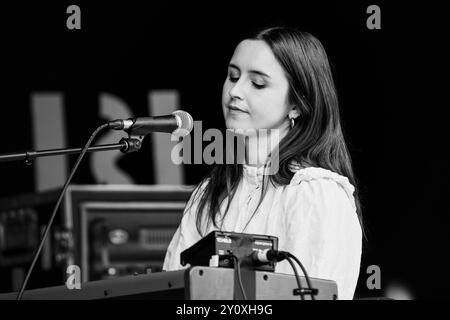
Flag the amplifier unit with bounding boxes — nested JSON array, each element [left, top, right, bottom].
[[180, 231, 278, 272]]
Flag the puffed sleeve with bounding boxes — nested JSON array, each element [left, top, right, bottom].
[[278, 167, 362, 300], [162, 180, 209, 271]]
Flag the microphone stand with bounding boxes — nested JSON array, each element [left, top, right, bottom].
[[0, 137, 142, 164], [0, 133, 144, 299]]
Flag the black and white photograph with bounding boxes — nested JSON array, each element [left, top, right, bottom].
[[0, 0, 448, 306]]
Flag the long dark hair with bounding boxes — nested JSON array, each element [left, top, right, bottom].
[[190, 26, 363, 237]]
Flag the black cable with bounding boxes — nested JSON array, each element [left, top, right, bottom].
[[253, 249, 317, 300], [284, 256, 305, 300], [286, 252, 316, 300], [228, 254, 247, 300], [16, 123, 109, 300]]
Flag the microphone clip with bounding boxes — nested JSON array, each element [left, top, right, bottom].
[[108, 118, 144, 153], [119, 135, 144, 153]]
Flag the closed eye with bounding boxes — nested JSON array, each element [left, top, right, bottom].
[[252, 82, 265, 89], [228, 75, 239, 82]]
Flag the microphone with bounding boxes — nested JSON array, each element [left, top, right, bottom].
[[108, 110, 193, 137]]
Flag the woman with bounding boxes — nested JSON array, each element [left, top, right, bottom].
[[163, 26, 363, 300]]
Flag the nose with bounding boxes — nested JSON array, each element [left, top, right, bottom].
[[228, 79, 244, 100]]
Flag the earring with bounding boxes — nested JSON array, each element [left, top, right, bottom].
[[290, 117, 295, 129]]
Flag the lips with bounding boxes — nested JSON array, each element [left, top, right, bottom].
[[228, 104, 248, 113]]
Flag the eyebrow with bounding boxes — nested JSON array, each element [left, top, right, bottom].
[[229, 63, 271, 79]]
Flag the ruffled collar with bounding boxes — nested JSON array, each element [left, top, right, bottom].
[[242, 161, 356, 209]]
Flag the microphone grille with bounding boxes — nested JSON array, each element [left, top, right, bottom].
[[172, 110, 194, 137]]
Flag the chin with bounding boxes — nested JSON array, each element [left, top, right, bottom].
[[225, 120, 262, 137], [225, 118, 249, 130]]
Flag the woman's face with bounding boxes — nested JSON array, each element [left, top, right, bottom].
[[222, 39, 292, 133]]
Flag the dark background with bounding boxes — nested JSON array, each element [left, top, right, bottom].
[[0, 1, 448, 299]]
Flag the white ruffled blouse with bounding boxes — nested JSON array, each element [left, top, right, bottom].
[[163, 165, 362, 300]]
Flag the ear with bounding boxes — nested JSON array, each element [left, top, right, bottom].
[[288, 106, 300, 119]]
